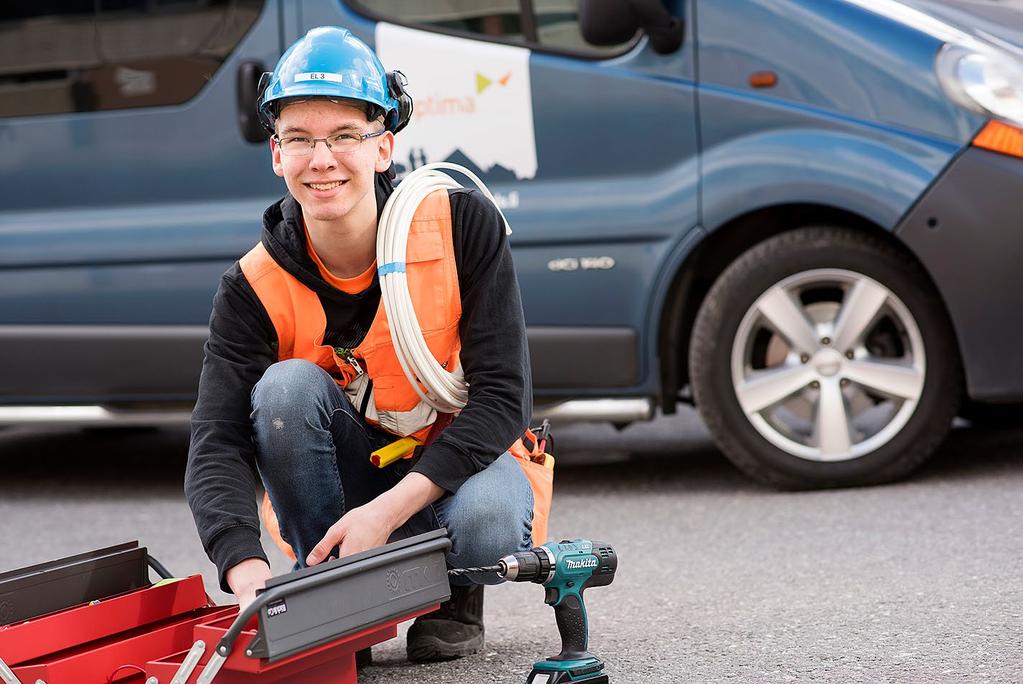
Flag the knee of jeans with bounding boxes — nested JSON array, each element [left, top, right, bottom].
[[251, 359, 332, 422], [447, 492, 532, 572]]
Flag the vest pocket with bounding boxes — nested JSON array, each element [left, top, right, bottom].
[[405, 229, 444, 263]]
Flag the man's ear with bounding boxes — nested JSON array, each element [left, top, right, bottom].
[[375, 131, 395, 173], [271, 137, 284, 177]]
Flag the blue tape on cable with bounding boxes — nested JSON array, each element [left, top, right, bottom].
[[377, 262, 406, 276]]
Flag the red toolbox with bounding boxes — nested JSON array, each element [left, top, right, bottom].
[[0, 531, 451, 684]]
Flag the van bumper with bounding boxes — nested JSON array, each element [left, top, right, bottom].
[[896, 145, 1023, 402]]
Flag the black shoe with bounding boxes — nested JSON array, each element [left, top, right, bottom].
[[406, 583, 484, 662]]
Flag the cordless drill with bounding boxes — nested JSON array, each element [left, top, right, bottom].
[[498, 540, 617, 684]]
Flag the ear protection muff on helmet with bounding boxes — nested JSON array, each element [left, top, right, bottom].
[[256, 70, 275, 133], [387, 70, 413, 134]]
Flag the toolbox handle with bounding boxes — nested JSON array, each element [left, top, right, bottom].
[[147, 554, 174, 580], [212, 535, 452, 660], [0, 656, 23, 684]]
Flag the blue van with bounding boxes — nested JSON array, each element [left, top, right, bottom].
[[2, 0, 1022, 488]]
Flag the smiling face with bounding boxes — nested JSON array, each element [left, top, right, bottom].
[[271, 98, 394, 228]]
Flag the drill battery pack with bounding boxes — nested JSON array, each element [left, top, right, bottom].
[[528, 659, 609, 684]]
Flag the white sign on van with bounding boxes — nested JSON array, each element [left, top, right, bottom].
[[376, 22, 537, 180]]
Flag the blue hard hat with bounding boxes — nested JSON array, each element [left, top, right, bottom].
[[258, 26, 411, 133]]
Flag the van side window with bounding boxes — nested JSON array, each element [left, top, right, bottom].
[[356, 0, 526, 43], [0, 0, 264, 118], [353, 0, 636, 57], [532, 0, 634, 55]]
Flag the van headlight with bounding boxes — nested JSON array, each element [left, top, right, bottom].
[[937, 43, 1023, 127]]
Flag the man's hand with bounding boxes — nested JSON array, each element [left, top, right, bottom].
[[226, 558, 272, 613], [306, 471, 445, 566], [306, 501, 394, 566]]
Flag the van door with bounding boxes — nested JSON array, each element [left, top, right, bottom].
[[301, 0, 699, 397], [0, 1, 282, 406]]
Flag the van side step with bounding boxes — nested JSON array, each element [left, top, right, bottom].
[[0, 398, 654, 428], [533, 398, 653, 425], [0, 405, 193, 427]]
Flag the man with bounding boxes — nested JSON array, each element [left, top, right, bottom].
[[185, 26, 539, 662]]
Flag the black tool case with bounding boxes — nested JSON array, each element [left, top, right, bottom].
[[245, 528, 452, 662]]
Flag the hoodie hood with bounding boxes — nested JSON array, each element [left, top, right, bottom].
[[260, 170, 395, 301]]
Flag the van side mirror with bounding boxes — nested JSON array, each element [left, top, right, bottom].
[[237, 61, 270, 143], [578, 0, 684, 55]]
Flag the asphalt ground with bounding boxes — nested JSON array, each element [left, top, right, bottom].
[[2, 410, 1023, 683]]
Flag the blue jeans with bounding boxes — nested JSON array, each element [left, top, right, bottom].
[[251, 359, 533, 585]]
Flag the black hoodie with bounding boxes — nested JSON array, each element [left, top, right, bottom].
[[184, 173, 532, 592]]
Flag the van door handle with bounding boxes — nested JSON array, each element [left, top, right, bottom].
[[237, 60, 269, 143]]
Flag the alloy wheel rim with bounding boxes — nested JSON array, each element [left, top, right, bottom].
[[730, 268, 926, 462]]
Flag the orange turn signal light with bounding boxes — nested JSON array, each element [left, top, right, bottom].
[[749, 71, 778, 89], [972, 119, 1023, 159]]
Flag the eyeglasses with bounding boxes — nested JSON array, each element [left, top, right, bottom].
[[273, 129, 387, 157]]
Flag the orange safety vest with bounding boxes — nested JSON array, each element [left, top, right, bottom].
[[240, 189, 552, 558]]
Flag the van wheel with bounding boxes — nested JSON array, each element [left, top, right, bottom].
[[689, 227, 962, 489]]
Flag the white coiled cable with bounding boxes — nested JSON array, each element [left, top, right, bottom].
[[376, 162, 512, 414]]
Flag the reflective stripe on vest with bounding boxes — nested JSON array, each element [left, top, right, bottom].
[[239, 189, 461, 441]]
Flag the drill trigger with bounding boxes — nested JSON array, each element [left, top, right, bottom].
[[544, 587, 560, 605]]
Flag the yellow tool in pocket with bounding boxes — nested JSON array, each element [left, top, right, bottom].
[[370, 436, 420, 468]]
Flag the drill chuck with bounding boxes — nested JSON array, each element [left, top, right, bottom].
[[497, 546, 555, 583]]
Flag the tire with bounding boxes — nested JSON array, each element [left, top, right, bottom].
[[689, 226, 963, 489]]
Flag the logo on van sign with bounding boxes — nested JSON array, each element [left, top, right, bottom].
[[476, 71, 511, 94], [266, 599, 287, 618]]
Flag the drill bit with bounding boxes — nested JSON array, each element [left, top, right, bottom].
[[447, 564, 502, 577]]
